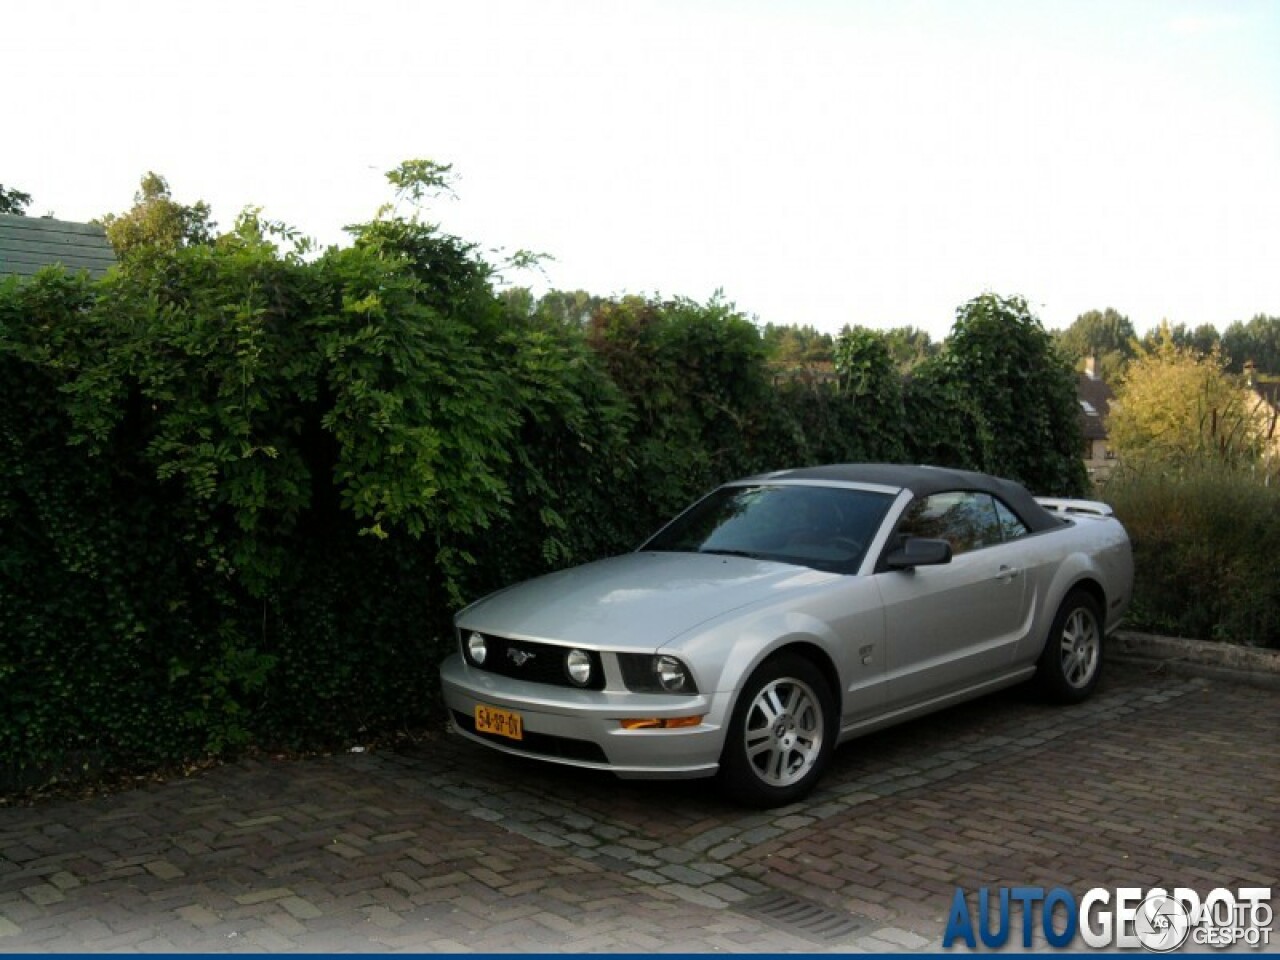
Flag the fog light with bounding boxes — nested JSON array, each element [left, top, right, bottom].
[[620, 716, 704, 730], [566, 648, 592, 686], [467, 631, 487, 666], [656, 655, 690, 692]]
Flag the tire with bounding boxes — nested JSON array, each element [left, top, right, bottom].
[[1036, 589, 1104, 703], [718, 653, 836, 808]]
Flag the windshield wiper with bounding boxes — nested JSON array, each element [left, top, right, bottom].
[[697, 548, 764, 560]]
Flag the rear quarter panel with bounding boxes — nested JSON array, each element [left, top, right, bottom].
[[1015, 515, 1133, 665]]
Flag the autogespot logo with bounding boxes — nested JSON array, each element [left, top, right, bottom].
[[943, 885, 1273, 951]]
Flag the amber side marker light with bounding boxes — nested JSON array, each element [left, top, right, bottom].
[[620, 716, 703, 730]]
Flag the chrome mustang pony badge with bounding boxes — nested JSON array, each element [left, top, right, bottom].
[[507, 648, 536, 667]]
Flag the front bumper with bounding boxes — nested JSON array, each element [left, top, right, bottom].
[[439, 654, 728, 779]]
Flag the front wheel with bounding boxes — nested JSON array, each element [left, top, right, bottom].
[[718, 653, 835, 807], [1036, 589, 1104, 703]]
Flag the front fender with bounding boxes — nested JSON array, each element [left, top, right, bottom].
[[658, 578, 887, 714]]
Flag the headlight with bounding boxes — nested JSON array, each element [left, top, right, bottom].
[[618, 653, 699, 693], [466, 631, 487, 666], [565, 648, 592, 686], [656, 655, 690, 692]]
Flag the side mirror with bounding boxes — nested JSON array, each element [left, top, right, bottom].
[[885, 537, 952, 571]]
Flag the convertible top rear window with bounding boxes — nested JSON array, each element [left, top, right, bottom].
[[642, 484, 894, 573]]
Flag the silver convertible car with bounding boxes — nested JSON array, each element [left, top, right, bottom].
[[440, 464, 1133, 806]]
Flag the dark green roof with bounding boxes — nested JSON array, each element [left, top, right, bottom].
[[0, 213, 116, 279]]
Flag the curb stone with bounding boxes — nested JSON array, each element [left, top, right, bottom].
[[1111, 631, 1280, 691]]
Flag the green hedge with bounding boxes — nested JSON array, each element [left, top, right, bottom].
[[0, 205, 1086, 785]]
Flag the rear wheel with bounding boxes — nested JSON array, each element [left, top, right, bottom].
[[1036, 589, 1104, 703], [719, 653, 835, 807]]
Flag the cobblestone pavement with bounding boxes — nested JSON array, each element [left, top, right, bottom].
[[2, 660, 1277, 952]]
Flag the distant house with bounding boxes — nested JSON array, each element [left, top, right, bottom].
[[1243, 362, 1280, 466], [0, 213, 116, 280], [1250, 380, 1280, 425], [1077, 356, 1115, 479]]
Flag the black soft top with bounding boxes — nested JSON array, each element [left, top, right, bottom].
[[734, 463, 1064, 534]]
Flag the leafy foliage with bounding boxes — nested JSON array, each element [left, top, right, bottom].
[[1056, 308, 1135, 381], [97, 172, 215, 260], [1222, 314, 1280, 374], [1053, 312, 1280, 383], [828, 327, 907, 461], [1, 170, 570, 779], [901, 353, 996, 471], [0, 184, 31, 215], [1104, 464, 1280, 648], [761, 322, 936, 372], [913, 294, 1087, 496], [584, 294, 782, 532], [760, 322, 834, 364], [1108, 324, 1267, 470], [877, 325, 939, 371], [1162, 322, 1222, 359]]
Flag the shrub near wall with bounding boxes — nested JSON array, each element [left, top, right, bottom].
[[1104, 465, 1280, 649], [0, 272, 220, 774], [0, 210, 636, 779], [584, 294, 783, 534], [918, 294, 1088, 496]]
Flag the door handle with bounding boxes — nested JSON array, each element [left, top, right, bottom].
[[995, 565, 1021, 583]]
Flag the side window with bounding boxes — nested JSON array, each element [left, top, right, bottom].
[[993, 497, 1029, 541], [897, 491, 1003, 555]]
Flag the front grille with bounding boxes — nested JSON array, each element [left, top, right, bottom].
[[451, 710, 609, 764], [463, 632, 606, 691]]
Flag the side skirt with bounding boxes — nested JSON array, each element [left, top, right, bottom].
[[837, 667, 1037, 743]]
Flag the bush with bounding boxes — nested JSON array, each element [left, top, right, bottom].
[[0, 204, 625, 779], [938, 294, 1088, 496], [1104, 464, 1280, 648]]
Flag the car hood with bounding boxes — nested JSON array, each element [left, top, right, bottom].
[[457, 551, 840, 651]]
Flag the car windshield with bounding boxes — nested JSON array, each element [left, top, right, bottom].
[[641, 484, 894, 573]]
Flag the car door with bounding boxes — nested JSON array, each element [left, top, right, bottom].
[[874, 491, 1033, 710]]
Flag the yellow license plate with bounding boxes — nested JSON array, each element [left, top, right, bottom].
[[475, 704, 523, 741]]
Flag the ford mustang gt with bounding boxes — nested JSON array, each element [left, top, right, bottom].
[[440, 464, 1133, 806]]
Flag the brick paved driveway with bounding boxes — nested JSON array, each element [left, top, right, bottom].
[[2, 660, 1277, 952]]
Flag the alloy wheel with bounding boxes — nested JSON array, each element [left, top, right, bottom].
[[742, 677, 825, 787], [1059, 606, 1100, 689]]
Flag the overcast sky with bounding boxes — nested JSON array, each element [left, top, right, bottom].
[[6, 0, 1278, 340]]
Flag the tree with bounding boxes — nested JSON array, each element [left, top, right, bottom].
[[1056, 308, 1135, 381], [1182, 323, 1222, 357], [1108, 323, 1264, 469], [879, 325, 937, 370], [0, 184, 31, 215], [760, 322, 834, 364], [1222, 314, 1280, 374], [939, 293, 1087, 496], [1138, 321, 1221, 358], [534, 289, 605, 328], [830, 327, 907, 460], [97, 172, 214, 258]]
